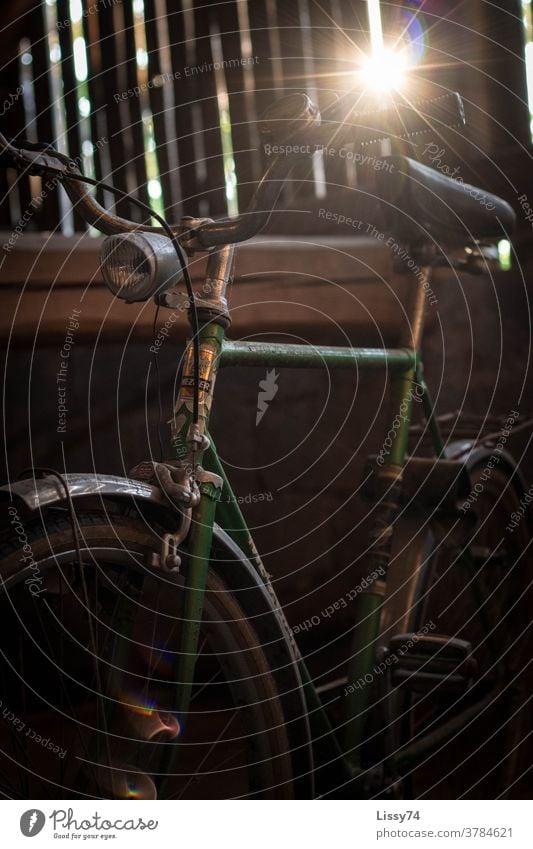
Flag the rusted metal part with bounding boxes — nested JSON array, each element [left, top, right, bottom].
[[129, 460, 200, 507], [158, 243, 235, 327]]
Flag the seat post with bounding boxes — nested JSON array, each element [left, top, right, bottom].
[[399, 257, 433, 351]]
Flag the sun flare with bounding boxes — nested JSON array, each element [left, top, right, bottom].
[[359, 48, 409, 92]]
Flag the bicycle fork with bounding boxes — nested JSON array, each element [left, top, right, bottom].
[[156, 245, 233, 794]]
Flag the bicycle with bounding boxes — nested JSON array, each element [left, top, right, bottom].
[[0, 90, 530, 800]]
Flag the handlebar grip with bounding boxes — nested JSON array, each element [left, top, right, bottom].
[[355, 91, 466, 144], [298, 92, 466, 149]]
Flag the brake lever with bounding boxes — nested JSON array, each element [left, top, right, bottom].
[[15, 148, 71, 177], [291, 92, 466, 151], [0, 135, 71, 178]]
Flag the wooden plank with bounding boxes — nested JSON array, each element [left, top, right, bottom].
[[0, 233, 392, 284], [81, 0, 109, 209], [191, 0, 227, 218], [97, 1, 136, 219], [247, 0, 277, 118], [29, 3, 62, 229], [0, 0, 35, 62], [0, 51, 32, 229], [217, 0, 261, 210], [0, 233, 421, 343], [56, 0, 85, 231], [166, 1, 205, 218], [144, 0, 182, 221], [122, 0, 152, 219]]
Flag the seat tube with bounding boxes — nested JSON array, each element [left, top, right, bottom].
[[371, 262, 431, 566], [344, 264, 431, 758]]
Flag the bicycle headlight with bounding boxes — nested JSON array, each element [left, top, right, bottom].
[[100, 232, 183, 303]]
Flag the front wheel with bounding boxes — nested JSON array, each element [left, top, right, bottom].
[[0, 509, 293, 799]]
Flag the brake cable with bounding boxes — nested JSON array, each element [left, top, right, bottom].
[[56, 168, 201, 430], [0, 136, 201, 431]]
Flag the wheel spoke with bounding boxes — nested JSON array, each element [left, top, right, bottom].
[[0, 515, 292, 799], [173, 707, 241, 800]]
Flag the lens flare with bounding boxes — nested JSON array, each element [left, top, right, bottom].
[[116, 770, 157, 800], [96, 765, 158, 800], [130, 709, 181, 742], [400, 10, 427, 65], [126, 776, 143, 799], [118, 692, 157, 716], [359, 48, 408, 92], [359, 0, 411, 93], [117, 691, 181, 740]]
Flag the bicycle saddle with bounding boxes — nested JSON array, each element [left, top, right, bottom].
[[376, 155, 516, 246]]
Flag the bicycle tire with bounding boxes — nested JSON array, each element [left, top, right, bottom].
[[0, 508, 294, 799]]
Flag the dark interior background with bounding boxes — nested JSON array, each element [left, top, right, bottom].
[[1, 0, 532, 764]]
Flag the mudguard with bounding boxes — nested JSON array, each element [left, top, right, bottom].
[[0, 473, 173, 513]]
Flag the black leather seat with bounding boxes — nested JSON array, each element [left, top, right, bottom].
[[376, 156, 516, 246]]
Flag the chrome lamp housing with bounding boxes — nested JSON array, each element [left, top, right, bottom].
[[100, 232, 183, 303]]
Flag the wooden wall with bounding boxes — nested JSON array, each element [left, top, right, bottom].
[[1, 0, 532, 685]]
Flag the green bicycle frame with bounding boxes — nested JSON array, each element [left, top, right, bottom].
[[167, 259, 485, 791]]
